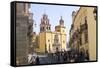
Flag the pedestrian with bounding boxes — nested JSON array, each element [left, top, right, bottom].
[[63, 51, 67, 63], [85, 50, 89, 61], [28, 53, 33, 65], [36, 56, 40, 65], [74, 53, 78, 62], [32, 52, 37, 64], [79, 51, 85, 62]]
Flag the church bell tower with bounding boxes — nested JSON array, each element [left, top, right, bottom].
[[40, 13, 51, 32]]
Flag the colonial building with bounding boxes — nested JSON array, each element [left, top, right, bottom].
[[69, 7, 97, 61], [16, 3, 33, 65], [35, 14, 67, 53]]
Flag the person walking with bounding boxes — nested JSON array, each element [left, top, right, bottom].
[[28, 53, 34, 65], [36, 56, 40, 65]]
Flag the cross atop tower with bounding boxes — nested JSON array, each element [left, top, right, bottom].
[[59, 16, 64, 26]]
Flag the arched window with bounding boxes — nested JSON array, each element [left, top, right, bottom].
[[46, 27, 48, 30], [84, 31, 88, 43], [49, 27, 50, 30], [49, 44, 51, 52], [42, 27, 44, 31]]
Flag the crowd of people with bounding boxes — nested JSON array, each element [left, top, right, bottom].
[[27, 49, 89, 65], [49, 50, 90, 63]]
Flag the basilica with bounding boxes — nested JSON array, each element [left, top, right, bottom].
[[34, 14, 67, 54]]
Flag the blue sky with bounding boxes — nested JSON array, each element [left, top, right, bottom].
[[30, 4, 80, 42]]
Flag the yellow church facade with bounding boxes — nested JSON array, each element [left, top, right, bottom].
[[35, 14, 67, 54]]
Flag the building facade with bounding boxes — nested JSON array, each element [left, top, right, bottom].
[[69, 7, 97, 61], [16, 3, 33, 65], [35, 14, 67, 53]]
